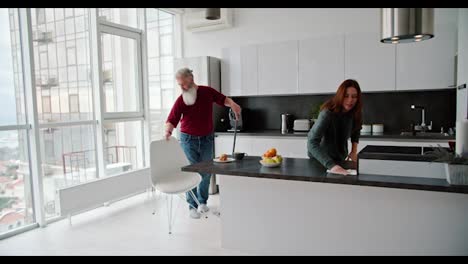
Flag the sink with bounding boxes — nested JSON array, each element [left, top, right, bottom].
[[400, 131, 451, 138]]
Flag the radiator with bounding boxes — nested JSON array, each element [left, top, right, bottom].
[[56, 168, 152, 218]]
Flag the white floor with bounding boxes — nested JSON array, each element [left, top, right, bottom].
[[0, 192, 250, 256]]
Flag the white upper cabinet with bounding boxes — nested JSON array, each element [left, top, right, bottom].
[[221, 45, 258, 96], [257, 40, 298, 95], [240, 45, 258, 96], [221, 47, 241, 96], [298, 35, 345, 94], [345, 32, 396, 92], [396, 27, 457, 90]]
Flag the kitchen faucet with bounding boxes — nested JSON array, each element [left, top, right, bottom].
[[411, 105, 432, 132]]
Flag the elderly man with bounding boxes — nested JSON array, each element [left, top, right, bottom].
[[165, 67, 241, 219]]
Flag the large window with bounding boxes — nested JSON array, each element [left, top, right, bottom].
[[0, 9, 34, 235], [30, 8, 98, 219], [1, 8, 181, 236]]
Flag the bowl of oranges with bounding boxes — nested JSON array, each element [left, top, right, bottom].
[[260, 148, 283, 167]]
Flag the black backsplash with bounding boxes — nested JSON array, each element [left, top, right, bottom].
[[213, 89, 456, 134]]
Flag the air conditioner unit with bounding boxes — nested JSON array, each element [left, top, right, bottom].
[[185, 8, 233, 32]]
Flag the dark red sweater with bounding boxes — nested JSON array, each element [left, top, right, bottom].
[[166, 86, 226, 136]]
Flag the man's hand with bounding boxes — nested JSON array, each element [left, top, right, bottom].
[[330, 165, 349, 175], [225, 97, 242, 120], [231, 103, 242, 120], [164, 123, 174, 141]]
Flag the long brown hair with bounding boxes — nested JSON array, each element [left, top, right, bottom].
[[321, 79, 363, 132]]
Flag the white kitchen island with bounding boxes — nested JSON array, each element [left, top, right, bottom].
[[182, 156, 468, 255]]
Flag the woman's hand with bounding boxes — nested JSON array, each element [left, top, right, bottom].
[[330, 165, 349, 175], [346, 151, 358, 162]]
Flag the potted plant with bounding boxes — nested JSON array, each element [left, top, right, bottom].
[[424, 147, 468, 185], [309, 103, 322, 124]]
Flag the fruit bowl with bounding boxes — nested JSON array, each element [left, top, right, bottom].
[[259, 160, 282, 168], [261, 148, 282, 167]]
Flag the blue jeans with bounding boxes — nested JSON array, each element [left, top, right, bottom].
[[179, 132, 214, 209]]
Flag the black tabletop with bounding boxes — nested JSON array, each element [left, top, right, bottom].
[[181, 156, 468, 194]]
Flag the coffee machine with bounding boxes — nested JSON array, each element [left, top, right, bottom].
[[227, 108, 243, 132]]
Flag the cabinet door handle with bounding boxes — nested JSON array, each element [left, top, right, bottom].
[[458, 84, 467, 90]]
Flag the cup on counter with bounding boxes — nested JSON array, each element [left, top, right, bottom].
[[233, 152, 247, 160]]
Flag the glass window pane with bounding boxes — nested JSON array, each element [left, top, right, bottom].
[[67, 47, 76, 65], [159, 25, 173, 35], [65, 18, 75, 35], [160, 34, 173, 56], [69, 94, 79, 113], [39, 125, 97, 218], [147, 30, 159, 58], [55, 8, 64, 20], [146, 9, 176, 141], [98, 8, 139, 29], [55, 20, 65, 36], [36, 8, 45, 24], [101, 33, 140, 113], [148, 58, 160, 76], [68, 66, 77, 82], [0, 130, 34, 235], [160, 56, 173, 75], [31, 8, 93, 124], [65, 8, 74, 18], [47, 43, 57, 69], [74, 8, 84, 16], [42, 96, 51, 113], [45, 8, 55, 23], [75, 16, 85, 33], [0, 9, 26, 126], [103, 121, 144, 177], [56, 42, 66, 67]]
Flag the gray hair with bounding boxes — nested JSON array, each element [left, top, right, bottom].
[[175, 67, 194, 78]]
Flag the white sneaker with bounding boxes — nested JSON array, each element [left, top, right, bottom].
[[198, 204, 209, 213], [189, 208, 201, 219]]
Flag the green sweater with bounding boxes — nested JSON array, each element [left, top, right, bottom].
[[307, 109, 360, 169]]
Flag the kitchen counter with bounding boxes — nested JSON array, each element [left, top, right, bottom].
[[183, 156, 468, 255], [182, 156, 468, 194], [215, 129, 455, 141], [358, 145, 445, 162]]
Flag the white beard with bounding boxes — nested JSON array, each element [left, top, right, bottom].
[[182, 85, 197, 106]]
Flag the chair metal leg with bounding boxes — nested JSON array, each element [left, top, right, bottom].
[[166, 195, 173, 234], [188, 190, 201, 208]]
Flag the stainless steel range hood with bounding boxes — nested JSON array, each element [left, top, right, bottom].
[[381, 8, 434, 44]]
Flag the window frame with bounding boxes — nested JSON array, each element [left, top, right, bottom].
[[98, 22, 144, 121]]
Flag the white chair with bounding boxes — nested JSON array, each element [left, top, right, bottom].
[[150, 136, 203, 234]]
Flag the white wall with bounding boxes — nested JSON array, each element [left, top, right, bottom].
[[182, 8, 459, 59]]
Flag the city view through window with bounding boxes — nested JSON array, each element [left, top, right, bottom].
[[0, 8, 177, 235]]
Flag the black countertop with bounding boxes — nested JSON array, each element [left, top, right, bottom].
[[358, 145, 445, 162], [181, 156, 468, 194], [215, 130, 455, 141]]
